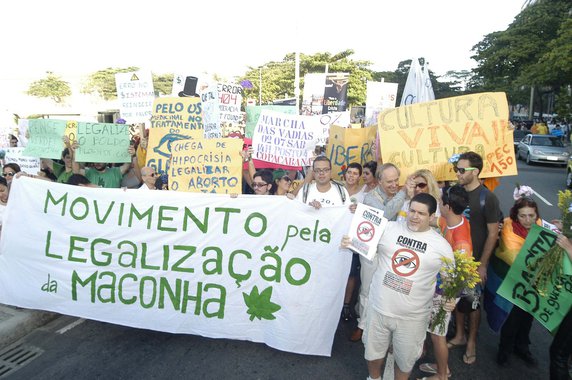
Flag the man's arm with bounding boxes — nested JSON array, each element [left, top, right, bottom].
[[476, 222, 499, 284], [119, 146, 137, 176]]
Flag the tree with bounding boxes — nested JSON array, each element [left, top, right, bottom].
[[27, 72, 72, 103], [82, 67, 140, 100], [470, 0, 571, 117], [152, 73, 174, 96]]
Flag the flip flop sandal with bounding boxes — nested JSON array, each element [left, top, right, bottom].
[[419, 363, 452, 377]]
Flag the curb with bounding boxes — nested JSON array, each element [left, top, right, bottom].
[[0, 305, 59, 347]]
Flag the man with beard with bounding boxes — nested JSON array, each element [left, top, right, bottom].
[[73, 146, 136, 188]]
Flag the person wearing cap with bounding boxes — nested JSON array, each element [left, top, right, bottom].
[[273, 170, 293, 196]]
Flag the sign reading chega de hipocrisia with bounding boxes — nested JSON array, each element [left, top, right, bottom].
[[0, 177, 352, 356]]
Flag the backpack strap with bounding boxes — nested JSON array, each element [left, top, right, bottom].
[[479, 186, 489, 213], [331, 180, 347, 203], [302, 182, 310, 203]]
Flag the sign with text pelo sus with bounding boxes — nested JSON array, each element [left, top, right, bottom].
[[169, 138, 243, 194], [377, 92, 516, 182]]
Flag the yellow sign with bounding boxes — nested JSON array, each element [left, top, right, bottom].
[[326, 125, 377, 181], [65, 120, 78, 145], [377, 92, 515, 182], [169, 138, 242, 194], [146, 97, 204, 174]]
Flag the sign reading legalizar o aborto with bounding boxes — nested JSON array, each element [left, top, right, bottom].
[[378, 92, 515, 182], [348, 203, 387, 261], [0, 178, 353, 356], [146, 97, 204, 175], [169, 138, 242, 193]]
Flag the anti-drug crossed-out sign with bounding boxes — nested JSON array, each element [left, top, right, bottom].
[[391, 248, 420, 277], [348, 203, 387, 261]]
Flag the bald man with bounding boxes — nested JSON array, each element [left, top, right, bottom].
[[139, 166, 157, 190]]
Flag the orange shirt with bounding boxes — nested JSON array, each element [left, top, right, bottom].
[[438, 215, 473, 257]]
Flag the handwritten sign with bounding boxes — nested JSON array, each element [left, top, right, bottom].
[[22, 119, 66, 159], [497, 225, 572, 332], [316, 111, 350, 146], [378, 92, 515, 182], [74, 122, 130, 163], [365, 81, 398, 126], [64, 121, 78, 145], [146, 97, 204, 174], [169, 138, 242, 194], [218, 83, 244, 138], [115, 70, 155, 123], [245, 105, 298, 138], [0, 177, 353, 356], [201, 83, 221, 139], [252, 110, 321, 167], [3, 148, 41, 174], [326, 125, 377, 181], [348, 203, 388, 260]]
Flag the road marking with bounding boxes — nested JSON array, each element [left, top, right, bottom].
[[56, 318, 85, 334], [532, 189, 553, 206]]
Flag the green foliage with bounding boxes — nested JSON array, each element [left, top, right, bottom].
[[243, 286, 281, 321], [82, 67, 140, 100], [27, 72, 72, 103], [470, 0, 572, 116], [152, 73, 174, 96]]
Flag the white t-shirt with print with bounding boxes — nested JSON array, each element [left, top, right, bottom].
[[369, 221, 453, 320], [296, 182, 350, 207]]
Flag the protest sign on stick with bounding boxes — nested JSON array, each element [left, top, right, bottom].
[[169, 138, 243, 194], [22, 119, 66, 159], [326, 125, 377, 181]]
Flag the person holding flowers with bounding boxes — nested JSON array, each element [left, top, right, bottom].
[[418, 184, 475, 380], [483, 185, 543, 367]]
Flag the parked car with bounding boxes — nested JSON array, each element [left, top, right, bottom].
[[516, 134, 569, 167], [513, 129, 531, 153]]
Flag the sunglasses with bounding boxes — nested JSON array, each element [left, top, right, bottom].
[[453, 166, 477, 174], [415, 182, 428, 189], [2, 172, 14, 177], [252, 182, 268, 188]]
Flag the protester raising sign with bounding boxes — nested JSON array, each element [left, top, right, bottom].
[[23, 119, 67, 159], [0, 178, 352, 356], [75, 122, 131, 163], [169, 138, 242, 194], [251, 110, 321, 167], [378, 92, 516, 182], [146, 97, 204, 174]]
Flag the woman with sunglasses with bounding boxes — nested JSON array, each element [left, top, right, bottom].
[[396, 169, 441, 224], [2, 163, 21, 185]]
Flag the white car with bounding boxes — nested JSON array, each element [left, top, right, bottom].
[[516, 134, 568, 167]]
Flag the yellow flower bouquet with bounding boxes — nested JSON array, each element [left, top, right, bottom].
[[529, 190, 572, 295], [430, 250, 481, 335]]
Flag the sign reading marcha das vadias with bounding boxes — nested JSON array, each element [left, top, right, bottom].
[[0, 178, 352, 356]]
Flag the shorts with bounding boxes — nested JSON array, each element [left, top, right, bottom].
[[457, 284, 482, 314], [349, 253, 361, 277], [363, 307, 428, 373]]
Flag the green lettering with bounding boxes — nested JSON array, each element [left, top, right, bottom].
[[203, 284, 226, 318], [71, 270, 97, 302], [68, 235, 88, 263], [171, 245, 196, 273], [44, 189, 67, 216], [97, 271, 116, 303], [128, 204, 154, 230], [139, 276, 157, 309], [45, 230, 63, 259], [214, 207, 240, 234], [159, 277, 181, 311], [70, 197, 89, 220], [244, 212, 267, 237], [202, 246, 223, 275], [285, 258, 311, 286], [183, 207, 209, 233], [91, 238, 112, 266], [118, 273, 137, 304], [182, 280, 202, 315], [157, 205, 178, 232]]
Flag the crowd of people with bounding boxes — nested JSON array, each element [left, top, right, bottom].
[[1, 132, 571, 380]]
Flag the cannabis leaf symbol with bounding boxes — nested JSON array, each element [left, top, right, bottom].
[[243, 286, 281, 321]]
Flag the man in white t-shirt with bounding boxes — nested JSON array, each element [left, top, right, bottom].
[[296, 156, 349, 208], [344, 192, 454, 380]]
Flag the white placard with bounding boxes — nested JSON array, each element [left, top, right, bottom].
[[348, 203, 387, 261]]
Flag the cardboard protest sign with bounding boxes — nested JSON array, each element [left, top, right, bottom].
[[146, 97, 204, 174], [3, 148, 41, 175], [218, 82, 244, 138], [348, 203, 387, 261], [378, 92, 515, 183], [75, 122, 131, 163], [169, 138, 242, 194], [245, 105, 298, 138], [23, 119, 66, 159], [252, 110, 321, 167], [326, 125, 377, 181], [65, 121, 78, 145], [0, 177, 353, 356], [497, 225, 572, 333], [115, 70, 155, 124]]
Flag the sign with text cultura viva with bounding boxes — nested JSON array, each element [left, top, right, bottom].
[[0, 178, 352, 356]]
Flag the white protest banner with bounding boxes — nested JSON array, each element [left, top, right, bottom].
[[22, 119, 66, 159], [347, 203, 387, 261], [0, 178, 353, 357], [252, 110, 321, 167], [115, 70, 155, 123], [316, 111, 350, 146], [3, 148, 41, 174], [365, 81, 398, 126]]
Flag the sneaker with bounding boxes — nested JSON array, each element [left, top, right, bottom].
[[514, 349, 538, 368]]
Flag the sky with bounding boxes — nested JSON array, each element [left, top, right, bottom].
[[1, 0, 525, 85]]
